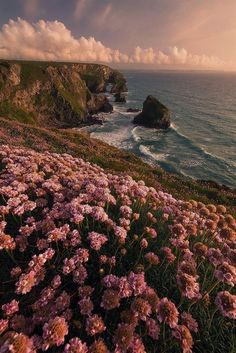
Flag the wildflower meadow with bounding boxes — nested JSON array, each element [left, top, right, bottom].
[[0, 145, 235, 353]]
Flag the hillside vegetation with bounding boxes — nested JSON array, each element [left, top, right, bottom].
[[0, 61, 235, 353], [0, 145, 235, 353], [0, 117, 235, 213]]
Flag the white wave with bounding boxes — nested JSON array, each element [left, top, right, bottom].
[[126, 99, 139, 104], [179, 170, 194, 178], [91, 125, 134, 150], [113, 106, 125, 114], [139, 145, 169, 161], [170, 123, 189, 139], [131, 126, 142, 142], [121, 111, 137, 116]]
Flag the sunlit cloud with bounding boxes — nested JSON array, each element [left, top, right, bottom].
[[0, 18, 231, 69]]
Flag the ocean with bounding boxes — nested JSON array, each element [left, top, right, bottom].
[[84, 70, 236, 189]]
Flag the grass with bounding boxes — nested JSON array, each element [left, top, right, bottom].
[[0, 102, 36, 125], [57, 86, 85, 117], [20, 62, 50, 88]]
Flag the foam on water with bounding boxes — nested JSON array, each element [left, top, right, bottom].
[[88, 71, 236, 188], [139, 145, 169, 162]]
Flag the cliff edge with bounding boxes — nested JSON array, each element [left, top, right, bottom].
[[0, 60, 127, 128]]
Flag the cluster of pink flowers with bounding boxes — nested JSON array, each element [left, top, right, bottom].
[[0, 145, 235, 353]]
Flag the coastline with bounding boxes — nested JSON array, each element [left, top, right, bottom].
[[77, 122, 236, 194], [75, 89, 236, 196], [0, 60, 235, 211]]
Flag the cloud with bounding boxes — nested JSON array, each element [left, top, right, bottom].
[[129, 46, 225, 68], [0, 18, 128, 63], [0, 18, 230, 69]]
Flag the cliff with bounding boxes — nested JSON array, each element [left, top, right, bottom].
[[0, 60, 235, 214], [0, 60, 127, 128]]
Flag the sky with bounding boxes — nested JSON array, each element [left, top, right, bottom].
[[0, 0, 236, 70]]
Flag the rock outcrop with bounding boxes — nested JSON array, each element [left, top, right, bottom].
[[0, 60, 126, 128], [114, 92, 126, 103], [133, 95, 171, 129]]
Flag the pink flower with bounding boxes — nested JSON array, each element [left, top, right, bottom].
[[181, 312, 198, 333], [140, 238, 148, 249], [120, 205, 132, 218], [176, 272, 201, 300], [2, 299, 19, 317], [207, 248, 223, 266], [146, 318, 160, 340], [173, 325, 193, 353], [128, 272, 147, 296], [16, 270, 37, 295], [73, 264, 88, 284], [161, 247, 176, 263], [88, 232, 108, 251], [101, 289, 120, 310], [102, 274, 120, 289], [10, 266, 22, 278], [85, 315, 106, 336], [79, 297, 94, 316], [157, 298, 179, 328], [0, 319, 8, 335], [51, 275, 61, 289], [118, 277, 133, 298], [64, 338, 88, 353], [129, 334, 146, 353], [214, 262, 236, 286], [131, 298, 151, 321], [114, 225, 127, 243], [215, 291, 236, 319], [145, 227, 157, 238], [0, 331, 36, 353], [48, 224, 70, 242], [42, 316, 68, 350], [144, 252, 160, 265], [78, 286, 94, 298]]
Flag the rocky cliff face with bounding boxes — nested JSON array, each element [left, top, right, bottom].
[[0, 60, 126, 128]]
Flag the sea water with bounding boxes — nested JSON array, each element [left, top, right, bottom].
[[85, 70, 236, 189]]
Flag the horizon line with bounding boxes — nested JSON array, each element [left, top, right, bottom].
[[1, 58, 236, 73]]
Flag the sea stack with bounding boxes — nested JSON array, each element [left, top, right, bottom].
[[133, 95, 171, 129]]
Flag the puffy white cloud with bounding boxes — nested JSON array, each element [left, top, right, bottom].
[[130, 45, 225, 68], [0, 18, 128, 63], [0, 18, 229, 69]]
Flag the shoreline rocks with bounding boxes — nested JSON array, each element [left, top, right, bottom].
[[133, 95, 171, 129], [88, 95, 113, 114], [114, 92, 126, 103]]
